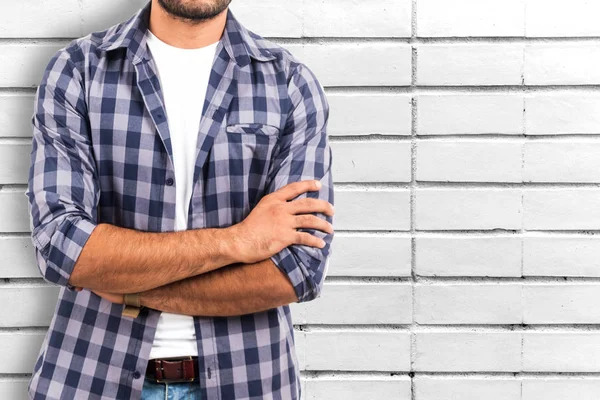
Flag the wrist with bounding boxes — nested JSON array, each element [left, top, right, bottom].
[[138, 291, 150, 308], [220, 225, 243, 265]]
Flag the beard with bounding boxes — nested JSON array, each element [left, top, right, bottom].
[[156, 0, 232, 23]]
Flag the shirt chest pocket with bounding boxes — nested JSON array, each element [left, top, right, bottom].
[[209, 122, 280, 217]]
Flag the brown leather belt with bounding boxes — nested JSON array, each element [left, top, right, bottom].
[[145, 356, 200, 383]]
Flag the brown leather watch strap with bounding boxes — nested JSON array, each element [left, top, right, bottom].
[[122, 305, 141, 318], [124, 293, 141, 307], [122, 293, 142, 318]]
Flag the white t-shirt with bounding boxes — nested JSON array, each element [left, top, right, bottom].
[[145, 29, 219, 359]]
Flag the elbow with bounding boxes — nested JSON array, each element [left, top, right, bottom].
[[30, 214, 98, 291], [297, 259, 328, 303], [289, 256, 330, 304], [271, 240, 333, 304]]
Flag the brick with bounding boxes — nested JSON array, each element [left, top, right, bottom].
[[416, 236, 522, 277], [305, 378, 411, 400], [0, 44, 64, 88], [228, 0, 303, 38], [417, 94, 523, 136], [332, 141, 410, 183], [414, 331, 522, 371], [330, 235, 411, 276], [526, 94, 600, 135], [0, 94, 35, 138], [526, 0, 600, 37], [291, 283, 411, 324], [303, 43, 412, 86], [328, 94, 412, 136], [302, 331, 411, 371], [523, 236, 600, 277], [0, 237, 38, 278], [416, 140, 523, 182], [0, 332, 45, 373], [335, 190, 411, 231], [0, 379, 28, 400], [0, 191, 31, 232], [522, 378, 600, 400], [417, 0, 524, 37], [525, 44, 600, 85], [524, 140, 600, 182], [0, 0, 81, 38], [0, 286, 58, 327], [415, 189, 522, 230], [417, 44, 523, 86], [414, 377, 522, 400], [523, 332, 600, 372], [523, 189, 600, 230], [304, 0, 411, 37], [415, 284, 522, 324], [0, 143, 31, 184], [524, 284, 600, 324]]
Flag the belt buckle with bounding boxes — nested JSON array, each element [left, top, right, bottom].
[[154, 356, 196, 383]]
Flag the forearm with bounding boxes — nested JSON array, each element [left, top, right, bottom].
[[138, 258, 299, 316], [68, 223, 238, 293]]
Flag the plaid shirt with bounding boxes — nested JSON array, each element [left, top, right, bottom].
[[24, 1, 333, 399]]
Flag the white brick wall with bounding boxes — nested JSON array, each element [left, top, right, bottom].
[[2, 0, 600, 399]]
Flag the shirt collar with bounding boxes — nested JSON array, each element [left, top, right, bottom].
[[97, 0, 276, 66]]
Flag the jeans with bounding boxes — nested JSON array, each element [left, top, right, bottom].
[[141, 376, 202, 400]]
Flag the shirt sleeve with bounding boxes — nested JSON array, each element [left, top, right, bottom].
[[24, 48, 100, 291], [266, 62, 334, 303]]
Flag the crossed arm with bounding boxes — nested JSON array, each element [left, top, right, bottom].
[[26, 49, 334, 317], [93, 256, 300, 316], [75, 180, 334, 316]]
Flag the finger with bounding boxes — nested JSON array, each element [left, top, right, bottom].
[[293, 232, 327, 248], [288, 198, 334, 217], [294, 215, 334, 234], [273, 180, 322, 201]]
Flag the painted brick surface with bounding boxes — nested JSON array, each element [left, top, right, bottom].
[[417, 44, 523, 86], [414, 332, 522, 372], [414, 377, 522, 400], [417, 94, 524, 135], [414, 284, 522, 324], [415, 236, 522, 277], [417, 0, 525, 37], [2, 0, 599, 399], [523, 236, 600, 277]]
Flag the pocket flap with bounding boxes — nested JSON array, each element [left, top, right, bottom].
[[225, 123, 280, 136]]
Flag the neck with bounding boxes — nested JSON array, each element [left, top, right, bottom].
[[149, 0, 226, 49]]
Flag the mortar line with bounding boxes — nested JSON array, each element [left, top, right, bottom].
[[409, 1, 418, 397]]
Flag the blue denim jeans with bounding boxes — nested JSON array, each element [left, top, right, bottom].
[[141, 376, 202, 400]]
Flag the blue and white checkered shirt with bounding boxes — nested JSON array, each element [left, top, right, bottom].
[[24, 1, 333, 399]]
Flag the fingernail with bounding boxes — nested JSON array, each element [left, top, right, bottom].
[[315, 180, 322, 189]]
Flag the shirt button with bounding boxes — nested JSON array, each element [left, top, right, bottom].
[[165, 177, 174, 186], [132, 371, 141, 379]]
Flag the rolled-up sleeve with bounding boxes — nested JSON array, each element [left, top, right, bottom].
[[24, 48, 100, 290], [267, 62, 334, 303]]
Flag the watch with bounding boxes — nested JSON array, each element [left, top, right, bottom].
[[122, 293, 142, 318]]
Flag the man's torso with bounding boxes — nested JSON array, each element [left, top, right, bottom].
[[27, 3, 304, 399]]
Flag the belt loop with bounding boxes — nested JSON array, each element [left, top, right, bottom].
[[155, 360, 164, 382]]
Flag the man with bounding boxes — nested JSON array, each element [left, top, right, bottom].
[[25, 0, 334, 398]]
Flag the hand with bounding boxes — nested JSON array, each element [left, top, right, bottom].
[[229, 179, 335, 264], [92, 290, 124, 304]]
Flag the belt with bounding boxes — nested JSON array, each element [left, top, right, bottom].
[[145, 356, 200, 383]]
